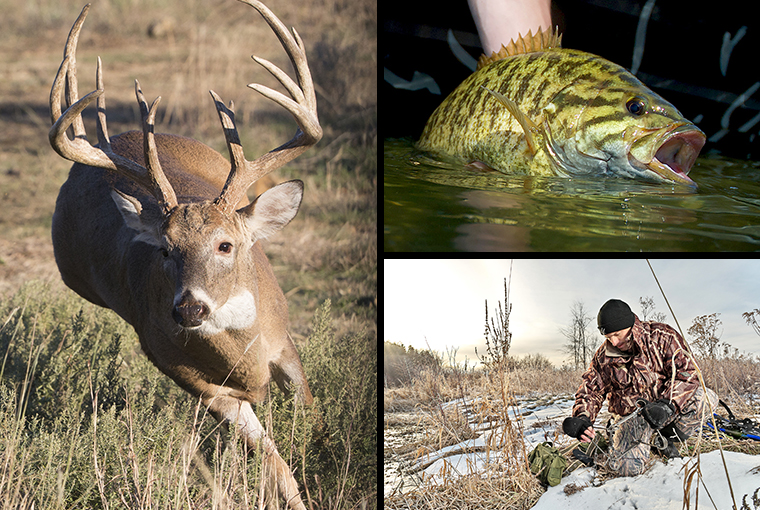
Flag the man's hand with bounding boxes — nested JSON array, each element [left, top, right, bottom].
[[641, 399, 676, 430], [563, 416, 595, 442], [580, 426, 596, 442]]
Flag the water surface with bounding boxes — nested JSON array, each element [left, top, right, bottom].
[[384, 138, 760, 251]]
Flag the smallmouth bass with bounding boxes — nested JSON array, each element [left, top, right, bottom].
[[417, 28, 705, 187]]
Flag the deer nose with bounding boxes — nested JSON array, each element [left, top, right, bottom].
[[172, 293, 210, 327]]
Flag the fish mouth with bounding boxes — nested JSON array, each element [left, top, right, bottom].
[[641, 126, 705, 186]]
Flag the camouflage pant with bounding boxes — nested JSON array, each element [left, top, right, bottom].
[[674, 386, 720, 437], [605, 387, 719, 476]]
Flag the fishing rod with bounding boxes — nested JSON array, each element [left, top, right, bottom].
[[645, 259, 738, 510]]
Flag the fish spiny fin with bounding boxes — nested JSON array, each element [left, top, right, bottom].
[[481, 85, 539, 155], [477, 26, 563, 70]]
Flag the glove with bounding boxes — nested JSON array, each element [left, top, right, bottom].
[[641, 399, 676, 429], [563, 416, 593, 439]]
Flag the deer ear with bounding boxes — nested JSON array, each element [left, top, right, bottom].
[[238, 180, 303, 241], [111, 189, 144, 231], [110, 190, 163, 246]]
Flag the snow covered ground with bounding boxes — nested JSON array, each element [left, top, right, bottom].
[[418, 394, 576, 485], [535, 450, 760, 510], [384, 393, 578, 495], [385, 393, 760, 508]]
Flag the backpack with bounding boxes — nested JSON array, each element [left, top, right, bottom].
[[528, 441, 567, 486]]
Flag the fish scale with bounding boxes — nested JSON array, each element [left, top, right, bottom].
[[417, 28, 705, 186]]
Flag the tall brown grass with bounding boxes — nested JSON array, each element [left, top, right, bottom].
[[1, 283, 376, 509]]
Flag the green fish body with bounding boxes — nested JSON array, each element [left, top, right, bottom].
[[417, 28, 705, 186]]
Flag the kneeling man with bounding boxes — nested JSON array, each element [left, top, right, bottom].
[[563, 299, 718, 475]]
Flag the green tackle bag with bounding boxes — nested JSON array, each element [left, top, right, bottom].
[[528, 442, 567, 486]]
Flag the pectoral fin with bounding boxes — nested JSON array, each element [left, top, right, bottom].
[[481, 85, 539, 155]]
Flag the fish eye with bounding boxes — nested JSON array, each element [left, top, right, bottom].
[[626, 97, 647, 116]]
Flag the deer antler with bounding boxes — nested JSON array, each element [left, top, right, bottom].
[[211, 0, 323, 215], [49, 3, 178, 214]]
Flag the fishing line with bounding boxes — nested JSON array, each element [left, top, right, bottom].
[[645, 259, 687, 339], [645, 259, 738, 510]]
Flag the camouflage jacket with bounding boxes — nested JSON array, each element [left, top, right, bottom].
[[572, 316, 699, 422]]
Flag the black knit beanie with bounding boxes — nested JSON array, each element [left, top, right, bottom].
[[597, 299, 635, 335]]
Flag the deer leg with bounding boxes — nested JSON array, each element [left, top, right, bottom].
[[211, 397, 307, 510], [143, 341, 307, 510]]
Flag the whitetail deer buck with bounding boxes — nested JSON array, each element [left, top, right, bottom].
[[49, 2, 321, 508]]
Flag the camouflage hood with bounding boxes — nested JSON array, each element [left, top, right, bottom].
[[573, 316, 699, 421]]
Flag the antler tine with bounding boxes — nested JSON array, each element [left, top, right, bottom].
[[213, 0, 323, 215], [135, 81, 178, 213], [50, 58, 144, 176], [210, 91, 248, 202], [49, 4, 178, 215], [95, 56, 111, 151], [61, 3, 88, 141]]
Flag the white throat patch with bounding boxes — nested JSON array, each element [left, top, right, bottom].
[[198, 290, 257, 335]]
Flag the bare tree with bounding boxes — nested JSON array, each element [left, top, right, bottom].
[[639, 296, 667, 322], [687, 313, 723, 359], [742, 308, 760, 336], [560, 301, 595, 370]]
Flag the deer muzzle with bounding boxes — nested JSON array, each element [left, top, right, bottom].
[[173, 291, 210, 327]]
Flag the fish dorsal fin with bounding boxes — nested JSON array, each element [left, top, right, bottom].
[[477, 26, 563, 70]]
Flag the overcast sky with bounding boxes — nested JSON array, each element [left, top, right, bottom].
[[385, 259, 760, 367]]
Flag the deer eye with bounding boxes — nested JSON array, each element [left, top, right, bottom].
[[159, 248, 169, 258], [218, 242, 233, 254]]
